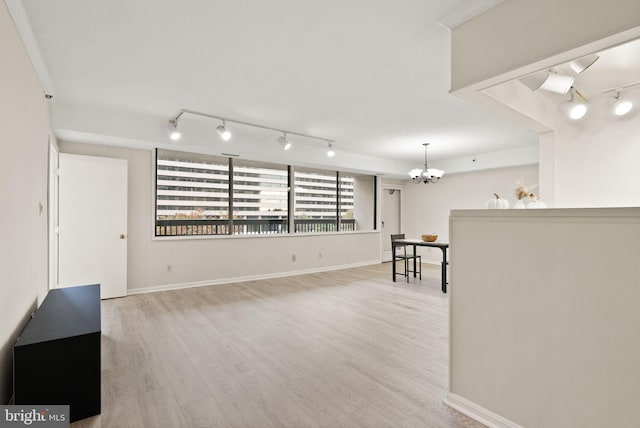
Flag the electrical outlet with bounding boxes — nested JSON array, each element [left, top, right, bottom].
[[167, 265, 173, 273], [291, 254, 296, 262]]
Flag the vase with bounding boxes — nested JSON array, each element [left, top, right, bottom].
[[514, 200, 526, 209]]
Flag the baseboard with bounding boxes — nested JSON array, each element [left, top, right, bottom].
[[444, 393, 523, 428], [127, 260, 381, 295]]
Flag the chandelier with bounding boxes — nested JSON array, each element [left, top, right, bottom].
[[409, 143, 444, 184]]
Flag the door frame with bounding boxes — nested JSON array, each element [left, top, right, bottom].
[[48, 138, 59, 290], [380, 184, 404, 262]]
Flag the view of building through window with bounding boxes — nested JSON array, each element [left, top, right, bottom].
[[155, 149, 373, 236], [232, 159, 289, 234]]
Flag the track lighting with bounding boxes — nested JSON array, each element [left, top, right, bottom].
[[216, 120, 231, 141], [168, 119, 181, 141], [277, 133, 292, 150], [558, 88, 587, 120], [612, 92, 633, 116], [167, 109, 336, 153]]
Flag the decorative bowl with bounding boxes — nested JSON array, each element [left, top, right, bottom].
[[421, 234, 438, 242]]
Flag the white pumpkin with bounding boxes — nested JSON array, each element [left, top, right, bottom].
[[487, 193, 509, 209], [527, 200, 547, 209]]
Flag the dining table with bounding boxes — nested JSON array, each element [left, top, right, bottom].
[[392, 239, 449, 293]]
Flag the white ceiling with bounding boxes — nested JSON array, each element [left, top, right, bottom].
[[19, 0, 538, 167]]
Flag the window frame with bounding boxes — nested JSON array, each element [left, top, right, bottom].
[[154, 149, 377, 238]]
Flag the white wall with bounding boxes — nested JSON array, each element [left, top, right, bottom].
[[403, 165, 538, 263], [553, 110, 640, 207], [448, 208, 640, 428], [59, 142, 381, 293], [0, 1, 51, 404]]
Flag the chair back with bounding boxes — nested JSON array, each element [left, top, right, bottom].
[[391, 233, 405, 243], [391, 234, 407, 256]]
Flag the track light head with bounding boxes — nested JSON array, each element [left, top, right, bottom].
[[540, 72, 575, 95], [168, 119, 181, 141], [216, 120, 231, 141], [277, 133, 292, 150], [327, 143, 335, 157], [519, 71, 549, 91], [559, 101, 587, 120], [569, 54, 599, 74], [558, 89, 587, 120], [613, 92, 633, 116]]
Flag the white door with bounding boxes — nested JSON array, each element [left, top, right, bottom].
[[381, 188, 401, 262], [58, 154, 128, 299]]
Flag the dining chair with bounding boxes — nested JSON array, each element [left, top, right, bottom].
[[391, 233, 421, 282]]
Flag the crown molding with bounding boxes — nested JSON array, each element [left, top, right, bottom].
[[5, 0, 55, 95], [439, 0, 504, 29]]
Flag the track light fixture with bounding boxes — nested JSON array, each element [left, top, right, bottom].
[[519, 55, 598, 94], [409, 143, 444, 184], [216, 120, 231, 141], [277, 133, 292, 150], [167, 109, 335, 154], [168, 118, 181, 141], [558, 88, 587, 120], [327, 143, 335, 157], [612, 91, 633, 116]]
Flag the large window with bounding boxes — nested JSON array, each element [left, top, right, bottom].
[[232, 159, 288, 234], [155, 149, 375, 237], [156, 149, 229, 236], [294, 168, 338, 232]]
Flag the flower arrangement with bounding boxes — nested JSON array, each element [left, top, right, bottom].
[[514, 179, 538, 200]]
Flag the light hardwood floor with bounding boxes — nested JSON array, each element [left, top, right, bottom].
[[72, 263, 483, 428]]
